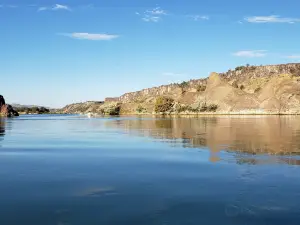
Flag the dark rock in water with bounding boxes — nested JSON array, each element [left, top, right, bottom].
[[0, 95, 5, 107], [0, 95, 19, 117]]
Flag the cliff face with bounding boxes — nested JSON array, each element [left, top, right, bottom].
[[119, 79, 207, 103], [120, 63, 300, 103], [0, 95, 19, 117], [60, 63, 300, 115]]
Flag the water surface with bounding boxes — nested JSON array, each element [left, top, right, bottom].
[[0, 115, 300, 225]]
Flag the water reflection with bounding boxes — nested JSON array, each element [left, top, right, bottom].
[[0, 117, 5, 146], [105, 116, 300, 164]]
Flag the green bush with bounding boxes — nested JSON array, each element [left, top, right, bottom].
[[136, 105, 146, 113], [16, 106, 50, 114], [155, 97, 174, 113], [100, 103, 121, 115], [196, 85, 206, 92], [106, 106, 120, 115]]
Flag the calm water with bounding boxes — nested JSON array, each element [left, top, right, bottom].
[[1, 115, 300, 225]]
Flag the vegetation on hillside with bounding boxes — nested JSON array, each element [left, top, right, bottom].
[[177, 81, 189, 94], [99, 102, 121, 115], [155, 97, 174, 113], [196, 85, 206, 92], [136, 105, 146, 113], [16, 107, 50, 114]]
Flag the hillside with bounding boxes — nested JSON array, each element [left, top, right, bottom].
[[58, 63, 300, 115]]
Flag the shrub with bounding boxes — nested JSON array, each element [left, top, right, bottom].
[[232, 81, 238, 88], [196, 85, 206, 92], [16, 106, 50, 114], [177, 105, 192, 113], [100, 103, 121, 115], [155, 97, 174, 113], [199, 103, 208, 112], [199, 103, 218, 112], [235, 66, 245, 71], [178, 81, 189, 94], [207, 104, 218, 112], [240, 85, 245, 90], [107, 106, 120, 115], [254, 87, 261, 93], [136, 105, 146, 113]]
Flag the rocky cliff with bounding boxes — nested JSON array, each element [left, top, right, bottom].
[[0, 95, 19, 117], [59, 63, 300, 115]]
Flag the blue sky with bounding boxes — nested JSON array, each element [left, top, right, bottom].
[[1, 0, 300, 107]]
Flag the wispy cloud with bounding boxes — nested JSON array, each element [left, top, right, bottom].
[[284, 55, 300, 59], [146, 7, 167, 15], [233, 50, 267, 58], [142, 15, 161, 22], [38, 4, 71, 12], [0, 4, 18, 8], [136, 7, 168, 23], [38, 7, 48, 11], [188, 15, 209, 21], [61, 33, 119, 41], [245, 15, 300, 24]]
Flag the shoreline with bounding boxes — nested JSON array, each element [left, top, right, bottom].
[[58, 112, 300, 116]]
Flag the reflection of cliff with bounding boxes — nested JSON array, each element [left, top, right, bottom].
[[0, 118, 5, 146], [105, 116, 300, 164]]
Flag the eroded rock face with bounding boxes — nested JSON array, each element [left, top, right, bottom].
[[0, 95, 19, 117], [60, 63, 300, 115]]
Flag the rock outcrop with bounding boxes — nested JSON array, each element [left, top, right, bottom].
[[0, 95, 19, 117], [59, 63, 300, 115]]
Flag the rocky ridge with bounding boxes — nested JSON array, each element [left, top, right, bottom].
[[59, 63, 300, 115]]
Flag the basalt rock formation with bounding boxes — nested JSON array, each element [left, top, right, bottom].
[[59, 63, 300, 115], [0, 95, 19, 117]]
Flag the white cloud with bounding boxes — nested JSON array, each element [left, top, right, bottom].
[[284, 55, 300, 59], [233, 50, 267, 58], [245, 15, 300, 24], [146, 7, 167, 15], [53, 4, 70, 11], [137, 6, 168, 22], [189, 15, 209, 21], [38, 4, 71, 12], [61, 33, 119, 41]]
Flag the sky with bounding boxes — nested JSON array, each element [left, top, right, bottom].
[[1, 0, 300, 107]]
